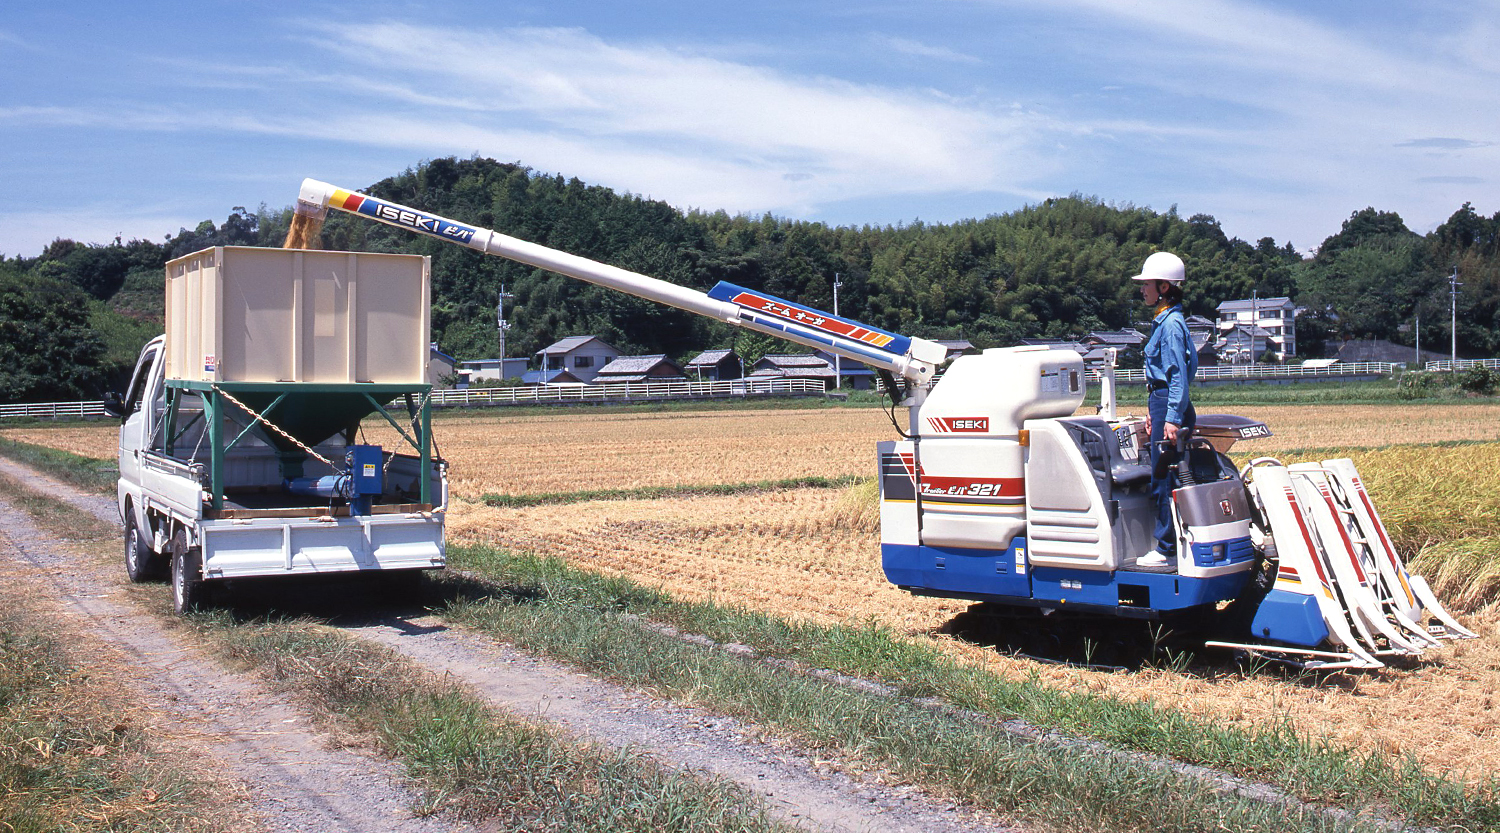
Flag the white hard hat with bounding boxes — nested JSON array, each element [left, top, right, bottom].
[[1131, 252, 1185, 284]]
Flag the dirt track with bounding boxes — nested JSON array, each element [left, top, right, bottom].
[[0, 455, 1017, 833], [0, 459, 459, 833]]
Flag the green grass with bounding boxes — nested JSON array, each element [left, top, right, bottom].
[[443, 544, 1498, 831], [480, 475, 862, 508], [183, 613, 792, 832], [436, 564, 1371, 832], [0, 602, 225, 832], [0, 435, 118, 493]]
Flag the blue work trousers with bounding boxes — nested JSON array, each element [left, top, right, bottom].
[[1146, 388, 1196, 557]]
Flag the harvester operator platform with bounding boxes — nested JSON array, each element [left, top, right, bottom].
[[1133, 251, 1198, 567]]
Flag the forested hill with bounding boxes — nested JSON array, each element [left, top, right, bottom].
[[2, 155, 1498, 401]]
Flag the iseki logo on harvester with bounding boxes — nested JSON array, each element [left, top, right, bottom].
[[925, 416, 989, 433]]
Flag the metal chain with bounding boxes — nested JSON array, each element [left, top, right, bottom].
[[381, 388, 436, 481], [212, 385, 340, 471]]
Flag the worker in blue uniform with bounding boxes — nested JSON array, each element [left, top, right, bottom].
[[1133, 252, 1197, 566]]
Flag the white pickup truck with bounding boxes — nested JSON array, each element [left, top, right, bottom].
[[109, 246, 447, 613], [111, 335, 447, 612]]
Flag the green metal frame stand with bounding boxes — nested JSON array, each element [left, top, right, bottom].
[[164, 380, 433, 511]]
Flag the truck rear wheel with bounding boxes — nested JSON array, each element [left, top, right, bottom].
[[124, 510, 164, 583], [170, 529, 209, 614]]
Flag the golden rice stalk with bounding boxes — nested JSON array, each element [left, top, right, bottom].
[[826, 478, 879, 533], [1409, 536, 1500, 613]]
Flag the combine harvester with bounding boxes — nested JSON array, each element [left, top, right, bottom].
[[291, 178, 1475, 669]]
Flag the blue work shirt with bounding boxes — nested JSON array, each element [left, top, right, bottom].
[[1143, 304, 1198, 425]]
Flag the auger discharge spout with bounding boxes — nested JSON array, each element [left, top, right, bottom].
[[296, 178, 945, 387]]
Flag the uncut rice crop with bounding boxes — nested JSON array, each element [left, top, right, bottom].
[[1258, 443, 1500, 610]]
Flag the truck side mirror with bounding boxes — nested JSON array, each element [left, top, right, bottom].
[[102, 392, 126, 419]]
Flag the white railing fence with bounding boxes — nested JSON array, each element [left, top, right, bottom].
[[1426, 358, 1500, 372], [0, 379, 828, 421], [0, 401, 111, 420], [429, 377, 825, 405], [1098, 362, 1399, 384]]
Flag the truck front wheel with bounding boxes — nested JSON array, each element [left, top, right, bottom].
[[124, 510, 164, 583], [170, 529, 209, 614]]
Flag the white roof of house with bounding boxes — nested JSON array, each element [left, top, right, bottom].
[[1217, 297, 1293, 312], [686, 349, 735, 367], [596, 354, 683, 375], [757, 353, 832, 368], [536, 335, 616, 355]]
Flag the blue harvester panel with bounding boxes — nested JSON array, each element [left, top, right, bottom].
[[881, 541, 1030, 599]]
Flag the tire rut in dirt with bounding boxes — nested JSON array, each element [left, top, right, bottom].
[[344, 612, 1020, 833], [0, 484, 464, 833]]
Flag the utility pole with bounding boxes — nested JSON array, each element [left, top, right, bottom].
[[1415, 312, 1420, 367], [832, 272, 843, 389], [1450, 268, 1461, 369], [1250, 290, 1258, 365], [497, 283, 514, 377]]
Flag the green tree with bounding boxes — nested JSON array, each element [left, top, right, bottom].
[[0, 270, 108, 401]]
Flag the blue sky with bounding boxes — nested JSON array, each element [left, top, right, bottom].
[[2, 1, 1497, 258]]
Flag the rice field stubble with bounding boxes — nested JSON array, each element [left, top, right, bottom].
[[9, 402, 1500, 784]]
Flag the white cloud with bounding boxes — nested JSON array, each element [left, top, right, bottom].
[[276, 22, 1061, 211], [869, 35, 984, 65]]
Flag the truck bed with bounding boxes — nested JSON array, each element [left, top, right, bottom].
[[138, 443, 446, 580]]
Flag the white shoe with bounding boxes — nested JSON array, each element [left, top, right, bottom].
[[1137, 550, 1170, 566]]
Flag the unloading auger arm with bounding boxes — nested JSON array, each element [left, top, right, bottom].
[[295, 179, 947, 393]]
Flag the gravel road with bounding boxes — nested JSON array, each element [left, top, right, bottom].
[[0, 462, 463, 833]]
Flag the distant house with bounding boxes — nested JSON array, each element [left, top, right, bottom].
[[933, 339, 978, 362], [1082, 329, 1147, 349], [747, 353, 838, 389], [593, 355, 686, 384], [1217, 323, 1280, 364], [813, 349, 876, 390], [685, 349, 741, 382], [520, 368, 584, 385], [428, 343, 457, 388], [459, 358, 528, 384], [534, 335, 622, 383], [1333, 338, 1440, 365], [1216, 297, 1297, 359]]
